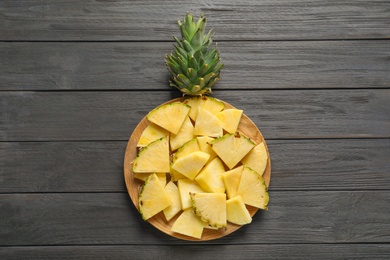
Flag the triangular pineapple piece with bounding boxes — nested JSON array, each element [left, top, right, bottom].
[[147, 101, 190, 135], [183, 96, 225, 121], [194, 107, 223, 137], [163, 181, 182, 221], [138, 173, 172, 220], [190, 192, 227, 228], [172, 151, 210, 180], [134, 172, 166, 185], [216, 109, 243, 134], [196, 136, 217, 163], [226, 196, 252, 225], [172, 138, 200, 163], [171, 208, 204, 239], [237, 167, 269, 209], [241, 142, 268, 176], [169, 165, 187, 182], [170, 116, 194, 151], [195, 157, 226, 193], [211, 133, 255, 169], [132, 136, 170, 173], [182, 96, 202, 121], [137, 123, 169, 147], [177, 179, 206, 210], [222, 165, 244, 199]]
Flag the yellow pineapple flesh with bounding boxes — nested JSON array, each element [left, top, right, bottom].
[[137, 123, 169, 147], [226, 195, 252, 225], [177, 179, 206, 210], [194, 107, 223, 137], [241, 142, 268, 176], [190, 192, 227, 228], [237, 166, 269, 209], [171, 208, 204, 239], [195, 157, 226, 193], [163, 181, 182, 221], [222, 165, 244, 199], [216, 108, 243, 134], [170, 116, 194, 151]]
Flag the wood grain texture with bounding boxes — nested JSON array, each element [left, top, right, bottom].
[[1, 191, 389, 245], [1, 41, 389, 91], [1, 139, 389, 193], [1, 0, 389, 41], [1, 90, 389, 141], [1, 244, 390, 260]]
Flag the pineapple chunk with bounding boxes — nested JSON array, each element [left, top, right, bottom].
[[170, 116, 194, 151], [138, 173, 172, 220], [137, 123, 169, 147], [222, 165, 244, 199], [132, 136, 170, 173], [194, 107, 223, 137], [190, 192, 227, 228], [196, 136, 217, 163], [226, 196, 252, 225], [183, 96, 224, 121], [216, 109, 243, 134], [195, 157, 226, 193], [177, 179, 205, 210], [171, 208, 204, 239], [241, 142, 268, 176], [163, 181, 182, 221], [134, 172, 166, 185], [172, 138, 200, 162], [182, 96, 202, 121], [147, 101, 190, 135], [171, 151, 210, 180], [169, 165, 187, 182], [237, 167, 269, 209], [211, 133, 255, 169]]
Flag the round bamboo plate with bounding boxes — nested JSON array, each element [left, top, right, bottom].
[[124, 97, 271, 241]]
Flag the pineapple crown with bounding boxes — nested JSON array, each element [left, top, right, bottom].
[[165, 12, 224, 96]]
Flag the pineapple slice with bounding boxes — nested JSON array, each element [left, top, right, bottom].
[[177, 179, 205, 210], [195, 157, 226, 193], [163, 181, 182, 221], [196, 136, 217, 163], [183, 96, 225, 121], [190, 192, 227, 228], [171, 208, 204, 239], [237, 167, 269, 209], [222, 165, 244, 199], [182, 96, 202, 121], [241, 142, 268, 176], [211, 133, 255, 169], [132, 136, 170, 173], [138, 173, 172, 220], [171, 151, 210, 180], [172, 138, 200, 162], [216, 109, 243, 134], [226, 196, 252, 225], [170, 116, 194, 151], [137, 123, 169, 147], [147, 101, 190, 135], [134, 172, 166, 185], [194, 107, 223, 137], [169, 165, 187, 182]]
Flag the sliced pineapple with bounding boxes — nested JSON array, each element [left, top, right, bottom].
[[195, 157, 226, 193], [138, 173, 172, 220], [170, 116, 194, 151], [169, 165, 187, 182], [226, 195, 252, 225], [172, 138, 200, 163], [171, 208, 204, 239], [182, 96, 202, 121], [190, 192, 227, 228], [216, 109, 243, 134], [194, 107, 223, 137], [237, 167, 269, 209], [241, 142, 268, 176], [132, 136, 170, 173], [196, 136, 217, 163], [137, 123, 169, 147], [201, 96, 225, 115], [171, 151, 210, 180], [222, 165, 244, 199], [134, 172, 166, 185], [177, 179, 206, 210], [163, 181, 182, 221], [211, 133, 255, 169], [147, 101, 190, 135]]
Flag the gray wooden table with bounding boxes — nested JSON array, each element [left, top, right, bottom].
[[1, 1, 390, 259]]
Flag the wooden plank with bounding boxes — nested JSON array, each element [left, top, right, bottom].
[[1, 90, 389, 141], [1, 0, 389, 41], [1, 139, 389, 193], [1, 191, 389, 245], [1, 244, 390, 259], [1, 41, 389, 91]]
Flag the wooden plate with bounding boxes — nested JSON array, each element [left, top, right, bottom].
[[124, 97, 271, 241]]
